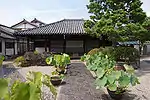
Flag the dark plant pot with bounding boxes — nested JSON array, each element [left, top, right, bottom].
[[114, 63, 126, 71], [50, 76, 62, 86], [107, 88, 124, 100], [56, 67, 67, 74]]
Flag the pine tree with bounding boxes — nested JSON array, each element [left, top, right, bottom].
[[84, 0, 148, 47]]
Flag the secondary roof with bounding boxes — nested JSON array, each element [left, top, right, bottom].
[[14, 19, 86, 36]]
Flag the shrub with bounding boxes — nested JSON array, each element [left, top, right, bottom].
[[87, 48, 102, 55], [87, 47, 114, 59], [14, 56, 28, 67], [34, 50, 39, 55], [113, 47, 140, 63]]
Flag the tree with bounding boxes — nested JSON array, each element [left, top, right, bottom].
[[84, 0, 148, 47]]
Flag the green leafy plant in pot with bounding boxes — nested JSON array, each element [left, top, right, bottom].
[[50, 71, 65, 86], [82, 52, 140, 100], [46, 53, 70, 74]]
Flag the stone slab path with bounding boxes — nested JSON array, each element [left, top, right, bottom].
[[57, 61, 108, 100]]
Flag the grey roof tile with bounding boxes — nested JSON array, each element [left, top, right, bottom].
[[14, 19, 86, 35]]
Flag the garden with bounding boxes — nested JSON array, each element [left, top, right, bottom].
[[0, 46, 143, 100]]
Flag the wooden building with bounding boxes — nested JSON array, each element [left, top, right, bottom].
[[0, 24, 17, 56], [14, 19, 111, 56]]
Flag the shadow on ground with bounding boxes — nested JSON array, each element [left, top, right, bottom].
[[0, 63, 20, 78]]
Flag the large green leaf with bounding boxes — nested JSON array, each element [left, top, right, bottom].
[[95, 76, 107, 87], [112, 71, 121, 79], [27, 71, 42, 88], [0, 78, 9, 99], [107, 75, 115, 84], [130, 75, 140, 86], [45, 56, 53, 65], [29, 83, 41, 100], [108, 84, 117, 91], [11, 82, 30, 100], [96, 68, 105, 79], [43, 74, 57, 98], [124, 64, 135, 74], [119, 75, 130, 87]]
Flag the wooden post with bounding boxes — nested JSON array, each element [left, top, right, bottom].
[[63, 35, 66, 53], [27, 37, 30, 52], [48, 37, 51, 52], [83, 39, 86, 53], [45, 38, 47, 52]]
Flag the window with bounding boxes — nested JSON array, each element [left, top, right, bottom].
[[6, 42, 14, 49]]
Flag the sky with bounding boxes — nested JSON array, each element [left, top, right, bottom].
[[0, 0, 149, 26]]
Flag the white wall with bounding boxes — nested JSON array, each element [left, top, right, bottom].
[[35, 47, 49, 54], [13, 23, 36, 30], [6, 49, 14, 55]]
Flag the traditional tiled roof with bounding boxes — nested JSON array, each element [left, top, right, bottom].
[[0, 24, 16, 39], [31, 18, 46, 25], [14, 19, 86, 35], [11, 19, 38, 28]]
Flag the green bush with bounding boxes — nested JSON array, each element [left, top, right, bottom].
[[14, 56, 29, 67], [87, 47, 114, 59], [87, 48, 102, 55], [113, 47, 140, 63]]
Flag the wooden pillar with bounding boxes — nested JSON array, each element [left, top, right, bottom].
[[27, 38, 30, 52], [63, 35, 66, 53], [13, 40, 15, 55], [33, 39, 35, 51], [48, 37, 51, 52], [45, 38, 47, 52], [83, 39, 86, 53]]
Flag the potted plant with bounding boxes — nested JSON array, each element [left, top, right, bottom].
[[82, 52, 139, 100], [46, 53, 70, 74], [50, 71, 64, 86]]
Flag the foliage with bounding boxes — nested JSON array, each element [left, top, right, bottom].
[[14, 52, 52, 67], [51, 71, 65, 80], [0, 55, 4, 66], [84, 0, 149, 46], [113, 47, 140, 63], [34, 50, 39, 55], [0, 71, 57, 100], [14, 56, 28, 67], [87, 48, 102, 55], [81, 52, 139, 94], [46, 53, 70, 68]]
